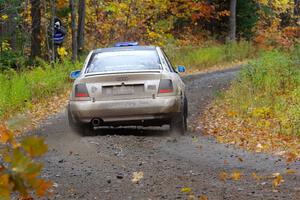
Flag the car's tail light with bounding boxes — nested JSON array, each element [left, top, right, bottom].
[[158, 79, 173, 94], [75, 83, 89, 97]]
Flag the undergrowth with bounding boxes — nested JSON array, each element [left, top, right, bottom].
[[225, 45, 300, 136], [0, 60, 80, 119], [166, 41, 256, 71]]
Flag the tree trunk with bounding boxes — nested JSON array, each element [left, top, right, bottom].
[[295, 0, 299, 16], [229, 0, 237, 41], [49, 0, 56, 65], [77, 0, 85, 53], [30, 0, 41, 59], [8, 11, 18, 50], [70, 0, 77, 63]]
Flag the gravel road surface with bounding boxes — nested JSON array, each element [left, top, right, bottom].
[[31, 68, 300, 200]]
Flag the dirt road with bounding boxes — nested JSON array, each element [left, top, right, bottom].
[[32, 68, 299, 199]]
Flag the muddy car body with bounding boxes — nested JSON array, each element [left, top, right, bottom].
[[68, 44, 187, 134]]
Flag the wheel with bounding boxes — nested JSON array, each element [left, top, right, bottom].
[[170, 96, 188, 135], [67, 107, 94, 136], [184, 96, 188, 131], [170, 112, 185, 135]]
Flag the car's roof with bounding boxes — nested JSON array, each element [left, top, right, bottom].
[[93, 46, 157, 53]]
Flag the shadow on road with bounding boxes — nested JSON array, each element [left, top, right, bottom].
[[85, 126, 172, 137]]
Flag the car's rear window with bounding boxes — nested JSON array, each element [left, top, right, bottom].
[[86, 50, 161, 73]]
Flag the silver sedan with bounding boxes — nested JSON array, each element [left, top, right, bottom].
[[68, 43, 188, 135]]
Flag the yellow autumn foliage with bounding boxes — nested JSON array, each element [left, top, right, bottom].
[[56, 0, 69, 9], [1, 40, 11, 51], [1, 14, 8, 20], [57, 47, 68, 58], [0, 125, 52, 199]]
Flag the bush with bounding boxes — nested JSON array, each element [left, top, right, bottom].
[[165, 41, 256, 71], [226, 48, 300, 135], [0, 50, 27, 71], [0, 60, 79, 119]]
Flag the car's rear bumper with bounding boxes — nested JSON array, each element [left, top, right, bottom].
[[69, 96, 181, 124]]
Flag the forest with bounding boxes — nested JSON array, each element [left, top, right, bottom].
[[0, 0, 299, 67], [0, 0, 299, 199]]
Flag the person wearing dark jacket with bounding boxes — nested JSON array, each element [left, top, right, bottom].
[[48, 17, 66, 60]]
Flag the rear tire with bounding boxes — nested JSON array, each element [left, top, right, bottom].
[[170, 96, 188, 135], [67, 107, 94, 136], [184, 96, 188, 131], [170, 112, 185, 135]]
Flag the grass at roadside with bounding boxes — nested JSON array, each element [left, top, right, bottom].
[[0, 60, 80, 120], [226, 46, 300, 136], [166, 41, 256, 72], [200, 46, 300, 160]]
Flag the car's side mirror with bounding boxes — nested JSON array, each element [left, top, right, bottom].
[[70, 70, 81, 79], [177, 65, 186, 73]]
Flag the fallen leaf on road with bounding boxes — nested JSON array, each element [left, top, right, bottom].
[[252, 172, 261, 181], [131, 171, 144, 184], [227, 111, 238, 117], [286, 152, 297, 162], [181, 187, 192, 193], [256, 143, 263, 152], [192, 136, 198, 143], [231, 171, 241, 181], [274, 151, 286, 156], [0, 129, 10, 144], [272, 173, 283, 187], [199, 195, 208, 200], [272, 172, 280, 177], [219, 171, 228, 182], [286, 169, 296, 174]]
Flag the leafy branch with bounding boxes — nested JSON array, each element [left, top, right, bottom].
[[0, 124, 52, 200]]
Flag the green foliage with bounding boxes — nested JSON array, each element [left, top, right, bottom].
[[0, 0, 29, 54], [0, 60, 79, 119], [0, 50, 27, 71], [0, 125, 52, 199], [236, 0, 259, 40], [241, 51, 296, 94], [166, 41, 256, 71], [226, 48, 300, 135]]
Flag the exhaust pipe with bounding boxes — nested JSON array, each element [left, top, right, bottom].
[[91, 118, 102, 127]]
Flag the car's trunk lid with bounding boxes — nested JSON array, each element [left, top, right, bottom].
[[80, 71, 161, 100]]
